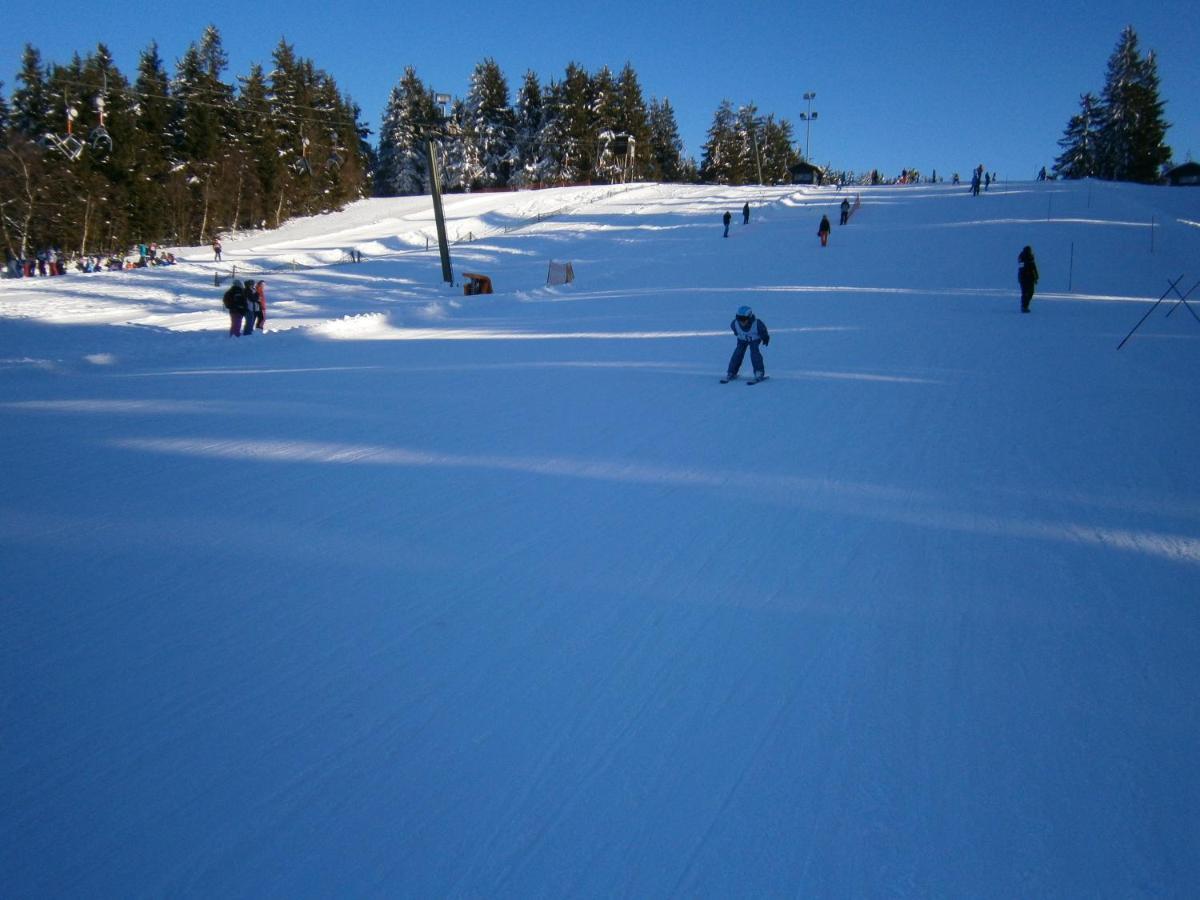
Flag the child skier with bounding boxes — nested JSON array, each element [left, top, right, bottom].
[[722, 305, 770, 383]]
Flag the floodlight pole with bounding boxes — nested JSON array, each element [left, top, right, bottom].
[[801, 91, 817, 161], [426, 136, 453, 285]]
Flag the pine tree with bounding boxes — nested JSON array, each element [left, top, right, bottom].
[[614, 64, 651, 181], [75, 45, 140, 253], [265, 45, 364, 219], [377, 66, 437, 196], [647, 97, 684, 182], [759, 115, 799, 184], [734, 104, 762, 184], [171, 26, 237, 242], [535, 78, 570, 185], [1097, 26, 1171, 183], [1054, 92, 1103, 179], [0, 80, 10, 133], [559, 63, 593, 182], [131, 42, 177, 241], [511, 70, 544, 187], [700, 100, 738, 184], [233, 63, 277, 230], [590, 66, 623, 181], [439, 98, 476, 192], [460, 58, 515, 189], [11, 44, 50, 137]]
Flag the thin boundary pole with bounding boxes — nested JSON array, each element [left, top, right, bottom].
[[1117, 275, 1184, 350], [1164, 279, 1200, 320]]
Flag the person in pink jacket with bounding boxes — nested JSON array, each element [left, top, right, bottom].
[[253, 281, 267, 331]]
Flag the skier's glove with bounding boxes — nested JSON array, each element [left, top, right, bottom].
[[762, 337, 769, 346]]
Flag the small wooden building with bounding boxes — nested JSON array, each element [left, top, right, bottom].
[[1165, 162, 1200, 186], [789, 162, 825, 186]]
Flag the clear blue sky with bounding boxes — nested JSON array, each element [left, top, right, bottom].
[[4, 0, 1197, 180]]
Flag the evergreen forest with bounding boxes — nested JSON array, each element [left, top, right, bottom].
[[0, 23, 1177, 260]]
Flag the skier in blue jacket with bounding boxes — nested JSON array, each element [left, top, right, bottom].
[[722, 305, 770, 382]]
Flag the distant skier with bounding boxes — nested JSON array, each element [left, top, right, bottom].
[[213, 238, 222, 262], [1018, 245, 1039, 313], [723, 210, 732, 238], [742, 202, 750, 225], [722, 305, 770, 383], [818, 214, 832, 247], [839, 198, 851, 225]]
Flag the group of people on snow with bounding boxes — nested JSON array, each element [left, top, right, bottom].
[[5, 247, 67, 278], [4, 245, 179, 278], [223, 278, 267, 336], [969, 164, 999, 195]]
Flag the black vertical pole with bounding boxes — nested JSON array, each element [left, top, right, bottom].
[[427, 137, 453, 285]]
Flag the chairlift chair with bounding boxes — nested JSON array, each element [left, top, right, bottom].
[[89, 94, 112, 157]]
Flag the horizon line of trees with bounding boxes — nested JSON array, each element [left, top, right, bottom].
[[377, 58, 811, 198], [1054, 25, 1173, 183], [377, 59, 700, 196], [2, 39, 814, 255], [0, 26, 371, 259]]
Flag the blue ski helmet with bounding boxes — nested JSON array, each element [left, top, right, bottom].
[[736, 305, 753, 319]]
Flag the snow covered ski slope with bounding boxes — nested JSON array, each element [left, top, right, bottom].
[[2, 179, 1199, 896]]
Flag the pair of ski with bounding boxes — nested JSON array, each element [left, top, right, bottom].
[[720, 374, 769, 385]]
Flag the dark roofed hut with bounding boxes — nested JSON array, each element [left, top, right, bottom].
[[789, 162, 825, 186], [1165, 162, 1200, 186]]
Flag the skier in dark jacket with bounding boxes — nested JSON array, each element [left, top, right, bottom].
[[1018, 246, 1039, 313], [223, 280, 248, 336], [818, 214, 832, 246], [241, 280, 259, 335], [742, 202, 750, 225], [839, 198, 851, 225], [722, 305, 770, 382], [723, 210, 732, 238]]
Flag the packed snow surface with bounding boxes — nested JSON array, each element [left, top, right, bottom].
[[2, 179, 1199, 896]]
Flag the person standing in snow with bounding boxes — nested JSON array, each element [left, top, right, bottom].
[[253, 280, 267, 331], [723, 210, 732, 238], [839, 198, 851, 225], [818, 214, 832, 247], [742, 202, 750, 225], [241, 279, 260, 335], [223, 279, 248, 336], [722, 305, 770, 382], [213, 238, 222, 262], [1018, 245, 1039, 313]]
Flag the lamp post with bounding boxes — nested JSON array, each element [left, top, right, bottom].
[[799, 91, 818, 161], [425, 91, 454, 285]]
